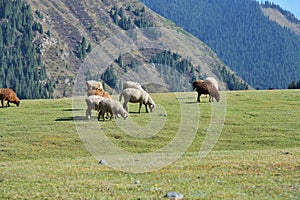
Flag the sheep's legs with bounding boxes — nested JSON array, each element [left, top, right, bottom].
[[86, 108, 92, 119], [97, 110, 102, 121], [123, 102, 128, 112], [138, 102, 142, 113], [197, 94, 201, 103], [144, 103, 149, 113]]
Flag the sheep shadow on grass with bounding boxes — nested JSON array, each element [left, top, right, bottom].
[[128, 111, 149, 114], [63, 108, 83, 112], [55, 116, 86, 121]]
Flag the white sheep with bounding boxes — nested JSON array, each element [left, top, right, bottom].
[[123, 81, 144, 91], [85, 95, 105, 120], [86, 80, 103, 90], [98, 98, 128, 121], [204, 77, 219, 91], [119, 88, 156, 113]]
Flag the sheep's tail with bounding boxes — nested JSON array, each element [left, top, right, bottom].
[[119, 92, 123, 102]]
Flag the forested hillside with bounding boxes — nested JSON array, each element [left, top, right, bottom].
[[0, 0, 53, 99], [1, 0, 252, 98], [1, 0, 251, 98], [141, 0, 300, 89]]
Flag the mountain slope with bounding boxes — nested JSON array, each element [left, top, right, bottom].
[[22, 0, 250, 97], [141, 0, 300, 89], [260, 2, 300, 36]]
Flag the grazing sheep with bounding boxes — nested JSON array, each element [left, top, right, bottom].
[[0, 88, 20, 107], [87, 88, 111, 98], [208, 85, 220, 102], [119, 88, 155, 113], [123, 81, 144, 90], [204, 77, 219, 91], [85, 95, 105, 120], [86, 80, 103, 90], [192, 80, 205, 90], [98, 98, 128, 121], [194, 82, 220, 103]]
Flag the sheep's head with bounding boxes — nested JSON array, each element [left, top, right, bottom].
[[150, 104, 156, 112], [215, 93, 220, 102], [123, 112, 129, 119], [12, 98, 20, 106]]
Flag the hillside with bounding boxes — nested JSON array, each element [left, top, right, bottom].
[[141, 0, 300, 89], [19, 0, 250, 97], [260, 2, 300, 36]]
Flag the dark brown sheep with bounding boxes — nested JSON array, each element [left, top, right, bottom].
[[0, 88, 20, 107], [194, 82, 220, 103], [192, 80, 204, 90]]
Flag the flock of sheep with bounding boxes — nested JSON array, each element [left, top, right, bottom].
[[85, 77, 220, 121], [85, 80, 156, 121], [0, 77, 219, 122]]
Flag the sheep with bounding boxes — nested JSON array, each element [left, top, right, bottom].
[[97, 98, 128, 121], [85, 95, 105, 120], [204, 77, 219, 91], [0, 88, 20, 107], [208, 85, 220, 102], [86, 80, 103, 90], [194, 82, 220, 103], [123, 81, 144, 91], [87, 88, 111, 98], [119, 88, 156, 113], [192, 80, 205, 90]]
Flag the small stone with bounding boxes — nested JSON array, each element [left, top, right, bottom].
[[99, 160, 107, 165], [165, 192, 184, 199]]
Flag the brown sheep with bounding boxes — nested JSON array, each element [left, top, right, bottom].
[[0, 88, 20, 107], [192, 80, 205, 90], [194, 82, 220, 103], [86, 80, 103, 90], [87, 89, 111, 99]]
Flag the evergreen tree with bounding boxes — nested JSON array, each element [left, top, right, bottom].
[[101, 66, 117, 88], [86, 43, 92, 53], [0, 0, 53, 99], [81, 36, 86, 58]]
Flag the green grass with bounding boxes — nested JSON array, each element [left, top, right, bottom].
[[1, 90, 299, 199]]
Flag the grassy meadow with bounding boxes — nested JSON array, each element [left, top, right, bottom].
[[0, 90, 299, 199]]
